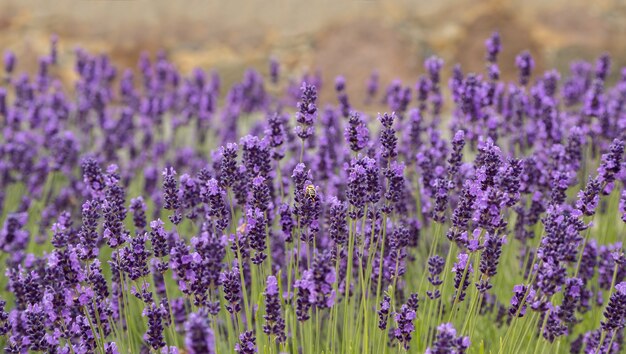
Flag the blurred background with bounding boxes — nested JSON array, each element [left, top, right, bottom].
[[2, 0, 626, 102]]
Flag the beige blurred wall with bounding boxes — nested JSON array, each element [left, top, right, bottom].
[[1, 0, 625, 100]]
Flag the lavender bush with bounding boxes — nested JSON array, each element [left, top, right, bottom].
[[0, 32, 625, 353]]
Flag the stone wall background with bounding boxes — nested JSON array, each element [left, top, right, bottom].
[[1, 0, 625, 101]]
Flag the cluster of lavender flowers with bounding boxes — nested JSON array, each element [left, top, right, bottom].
[[0, 32, 625, 353]]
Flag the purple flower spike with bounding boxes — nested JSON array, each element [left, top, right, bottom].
[[426, 322, 470, 354], [344, 111, 370, 152], [295, 82, 318, 140], [516, 51, 534, 86], [4, 50, 16, 74], [600, 281, 626, 332], [392, 293, 419, 350], [263, 275, 286, 343], [452, 253, 473, 302], [485, 32, 501, 63], [185, 312, 216, 354], [235, 331, 257, 354], [377, 295, 391, 330], [597, 139, 624, 194]]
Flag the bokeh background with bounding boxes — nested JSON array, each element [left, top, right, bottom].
[[2, 0, 625, 102]]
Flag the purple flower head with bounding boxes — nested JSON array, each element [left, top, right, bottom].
[[294, 251, 336, 321], [485, 32, 501, 63], [149, 218, 169, 259], [452, 253, 473, 302], [447, 130, 466, 179], [515, 51, 534, 86], [600, 281, 626, 332], [583, 79, 605, 117], [509, 284, 536, 318], [366, 70, 379, 103], [295, 82, 318, 140], [335, 75, 346, 92], [597, 139, 624, 194], [246, 207, 268, 264], [328, 197, 348, 246], [378, 112, 398, 161], [392, 293, 420, 350], [383, 160, 405, 214], [279, 203, 294, 242], [344, 111, 370, 152], [220, 264, 242, 314], [477, 233, 505, 292], [235, 331, 257, 354], [49, 34, 58, 65], [143, 302, 165, 350], [426, 322, 470, 354], [558, 277, 583, 324], [425, 56, 444, 86], [575, 176, 601, 216], [219, 143, 239, 189], [378, 295, 391, 330], [542, 70, 560, 97], [205, 178, 230, 232], [162, 166, 180, 211], [269, 57, 279, 84], [266, 113, 286, 160], [130, 196, 147, 230], [4, 50, 15, 74], [81, 157, 106, 196], [428, 254, 445, 289], [595, 53, 611, 81], [241, 135, 271, 180], [185, 312, 216, 354], [250, 176, 270, 212], [263, 275, 286, 343]]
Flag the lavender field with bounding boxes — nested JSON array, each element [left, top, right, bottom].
[[0, 31, 625, 354]]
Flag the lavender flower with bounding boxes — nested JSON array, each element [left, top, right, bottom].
[[601, 282, 626, 333], [575, 176, 601, 216], [597, 139, 625, 194], [427, 255, 445, 299], [378, 295, 391, 330], [516, 51, 534, 86], [452, 253, 473, 302], [235, 331, 257, 354], [204, 178, 230, 232], [477, 234, 505, 292], [485, 32, 501, 63], [295, 82, 318, 140], [185, 312, 216, 354], [344, 111, 370, 152], [221, 264, 242, 314], [263, 276, 286, 343], [269, 57, 279, 84], [130, 196, 147, 231], [3, 50, 16, 76], [219, 143, 239, 189], [294, 251, 336, 321], [426, 322, 470, 354], [163, 167, 180, 211], [328, 197, 348, 246], [82, 157, 106, 196], [143, 302, 165, 350], [379, 112, 398, 160], [509, 284, 536, 317], [392, 293, 419, 350]]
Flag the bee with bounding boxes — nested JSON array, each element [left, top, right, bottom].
[[237, 223, 247, 234], [305, 184, 317, 201]]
